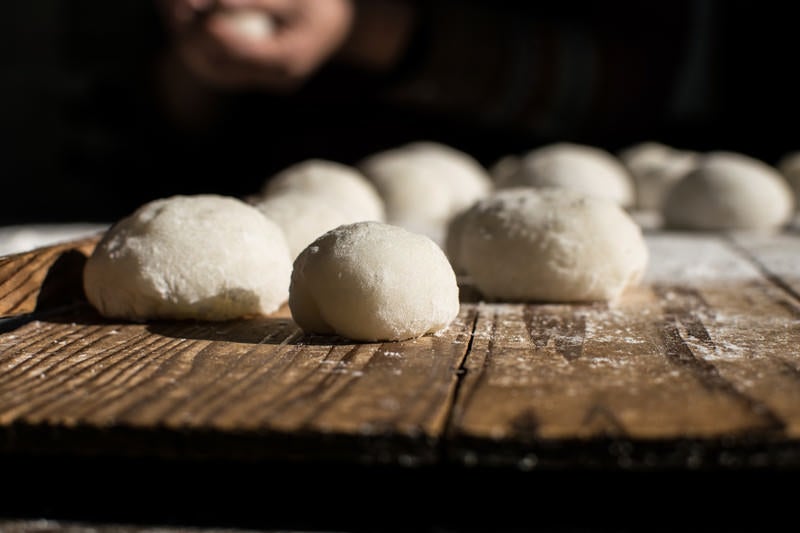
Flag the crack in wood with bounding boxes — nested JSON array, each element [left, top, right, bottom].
[[725, 234, 800, 304], [660, 318, 786, 435], [441, 306, 480, 444]]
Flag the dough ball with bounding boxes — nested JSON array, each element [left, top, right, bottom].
[[359, 141, 492, 244], [212, 9, 276, 40], [263, 159, 385, 223], [84, 195, 292, 321], [253, 192, 350, 259], [443, 208, 471, 274], [289, 221, 460, 341], [498, 142, 635, 207], [460, 188, 648, 302], [663, 151, 794, 231], [777, 151, 800, 206], [618, 141, 699, 210], [489, 155, 522, 185]]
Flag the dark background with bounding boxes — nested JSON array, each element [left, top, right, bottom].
[[3, 0, 800, 225]]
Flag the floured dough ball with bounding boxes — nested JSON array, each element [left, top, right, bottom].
[[498, 142, 635, 207], [289, 221, 460, 342], [663, 151, 794, 231], [212, 9, 276, 41], [619, 141, 699, 210], [777, 151, 800, 206], [460, 188, 648, 302], [489, 155, 521, 185], [443, 208, 471, 274], [253, 192, 350, 259], [84, 195, 292, 321], [263, 159, 385, 223], [358, 141, 492, 245]]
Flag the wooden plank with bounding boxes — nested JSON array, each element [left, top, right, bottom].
[[0, 302, 475, 464], [2, 231, 800, 469], [0, 235, 100, 318], [647, 233, 800, 438], [448, 233, 800, 468], [729, 231, 800, 298]]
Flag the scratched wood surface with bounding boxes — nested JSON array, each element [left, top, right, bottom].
[[0, 230, 799, 468]]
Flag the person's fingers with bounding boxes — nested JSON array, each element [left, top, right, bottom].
[[177, 31, 251, 87], [176, 29, 300, 90]]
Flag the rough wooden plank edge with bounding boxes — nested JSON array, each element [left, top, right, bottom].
[[0, 235, 101, 319], [0, 420, 439, 466]]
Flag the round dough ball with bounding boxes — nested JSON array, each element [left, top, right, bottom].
[[84, 195, 292, 321], [489, 155, 522, 185], [777, 151, 800, 206], [498, 142, 635, 207], [359, 142, 492, 244], [663, 151, 794, 231], [618, 141, 699, 210], [460, 188, 648, 302], [212, 9, 276, 41], [253, 192, 351, 259], [289, 221, 460, 341], [444, 207, 471, 274], [263, 159, 385, 223]]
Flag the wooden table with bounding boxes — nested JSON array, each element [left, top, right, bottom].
[[1, 229, 798, 531]]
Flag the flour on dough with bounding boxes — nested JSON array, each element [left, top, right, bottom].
[[289, 221, 459, 341], [84, 194, 292, 321]]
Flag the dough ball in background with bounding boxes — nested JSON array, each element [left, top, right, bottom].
[[662, 151, 794, 231], [84, 195, 293, 321], [263, 159, 385, 223], [776, 151, 800, 206], [497, 142, 635, 208], [253, 192, 351, 259], [489, 155, 522, 186], [211, 9, 276, 41], [289, 221, 460, 342], [443, 207, 471, 275], [618, 141, 699, 210], [358, 141, 493, 245], [460, 188, 648, 303]]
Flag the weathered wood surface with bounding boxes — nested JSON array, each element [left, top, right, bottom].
[[0, 235, 99, 318], [0, 231, 799, 468]]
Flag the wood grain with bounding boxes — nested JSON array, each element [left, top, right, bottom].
[[447, 233, 800, 467], [0, 235, 99, 318], [0, 303, 475, 464], [729, 231, 800, 299], [1, 231, 800, 468]]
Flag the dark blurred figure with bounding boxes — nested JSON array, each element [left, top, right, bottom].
[[3, 0, 799, 224]]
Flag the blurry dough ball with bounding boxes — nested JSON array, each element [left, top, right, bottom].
[[460, 188, 648, 303], [498, 142, 635, 207], [663, 151, 794, 231], [359, 142, 492, 244], [618, 141, 699, 210], [263, 159, 385, 223], [444, 208, 471, 274], [489, 155, 522, 185], [777, 151, 800, 206], [84, 195, 292, 321], [212, 9, 276, 40], [289, 221, 459, 342], [253, 192, 351, 259]]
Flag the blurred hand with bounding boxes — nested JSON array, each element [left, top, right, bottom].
[[158, 0, 355, 90]]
